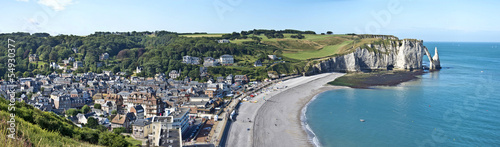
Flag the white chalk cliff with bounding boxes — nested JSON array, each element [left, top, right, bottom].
[[310, 39, 438, 73]]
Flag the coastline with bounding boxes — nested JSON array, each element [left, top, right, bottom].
[[300, 89, 327, 147], [251, 73, 346, 147]]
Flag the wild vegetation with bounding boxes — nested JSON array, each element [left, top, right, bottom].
[[0, 98, 136, 147]]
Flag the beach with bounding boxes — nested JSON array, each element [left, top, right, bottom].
[[225, 72, 346, 147]]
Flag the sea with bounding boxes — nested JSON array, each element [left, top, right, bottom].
[[304, 42, 500, 147]]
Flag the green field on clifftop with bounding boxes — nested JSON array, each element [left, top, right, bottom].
[[226, 33, 398, 60]]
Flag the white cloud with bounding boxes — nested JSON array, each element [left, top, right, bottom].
[[38, 0, 73, 11], [16, 0, 30, 2]]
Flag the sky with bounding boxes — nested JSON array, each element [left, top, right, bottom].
[[1, 0, 499, 42]]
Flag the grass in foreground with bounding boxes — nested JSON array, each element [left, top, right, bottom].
[[124, 136, 142, 146], [0, 111, 101, 147]]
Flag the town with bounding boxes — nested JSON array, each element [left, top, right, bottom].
[[1, 52, 291, 147]]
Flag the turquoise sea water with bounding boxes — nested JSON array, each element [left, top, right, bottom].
[[305, 42, 500, 147]]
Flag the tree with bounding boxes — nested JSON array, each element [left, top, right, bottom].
[[94, 104, 101, 110], [113, 127, 126, 134], [86, 117, 99, 129], [82, 105, 91, 114], [327, 31, 333, 35], [111, 110, 117, 115], [98, 132, 130, 147], [66, 108, 79, 117]]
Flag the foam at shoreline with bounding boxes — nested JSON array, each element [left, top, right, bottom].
[[301, 94, 322, 147]]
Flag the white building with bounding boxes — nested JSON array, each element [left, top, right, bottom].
[[218, 39, 230, 43], [100, 53, 109, 60], [219, 54, 234, 65], [182, 56, 200, 65], [136, 66, 143, 73], [73, 61, 83, 69], [203, 57, 219, 67]]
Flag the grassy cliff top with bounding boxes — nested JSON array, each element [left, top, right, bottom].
[[228, 34, 402, 60]]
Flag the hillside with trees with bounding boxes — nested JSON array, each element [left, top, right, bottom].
[[0, 30, 390, 81]]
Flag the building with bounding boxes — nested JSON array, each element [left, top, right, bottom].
[[149, 118, 182, 147], [268, 55, 278, 60], [131, 119, 152, 139], [105, 94, 124, 113], [29, 54, 39, 62], [200, 67, 208, 77], [219, 54, 234, 65], [110, 113, 136, 131], [203, 57, 219, 67], [52, 94, 71, 110], [49, 62, 59, 69], [254, 60, 263, 67], [100, 53, 109, 60], [129, 105, 145, 119], [136, 66, 143, 73], [170, 107, 190, 134], [234, 75, 249, 84], [169, 70, 181, 79], [226, 74, 233, 84], [217, 39, 230, 43], [73, 61, 83, 69], [182, 56, 200, 65], [125, 92, 164, 118]]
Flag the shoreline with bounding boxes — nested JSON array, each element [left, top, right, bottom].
[[300, 86, 349, 147], [300, 89, 326, 147], [251, 73, 346, 147]]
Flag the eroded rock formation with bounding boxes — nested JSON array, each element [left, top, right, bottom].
[[310, 39, 427, 73]]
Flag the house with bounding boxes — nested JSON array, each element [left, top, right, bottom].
[[129, 105, 145, 119], [226, 74, 233, 84], [70, 97, 85, 109], [29, 54, 39, 62], [217, 39, 230, 43], [105, 94, 124, 113], [131, 119, 152, 139], [53, 94, 71, 110], [216, 77, 225, 83], [200, 67, 208, 77], [136, 66, 143, 73], [219, 54, 234, 65], [125, 92, 164, 118], [169, 70, 180, 79], [254, 60, 263, 67], [73, 61, 83, 69], [234, 75, 249, 84], [76, 113, 88, 124], [110, 113, 136, 131], [100, 53, 109, 60], [49, 62, 59, 69], [182, 56, 200, 65], [268, 55, 278, 60], [203, 57, 219, 67], [204, 89, 216, 98]]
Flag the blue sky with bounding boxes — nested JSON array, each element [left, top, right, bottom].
[[1, 0, 499, 42]]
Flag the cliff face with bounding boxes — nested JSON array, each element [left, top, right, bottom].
[[311, 39, 425, 73]]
